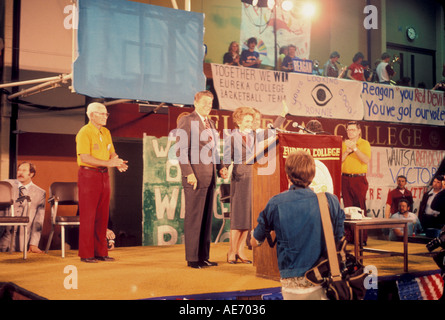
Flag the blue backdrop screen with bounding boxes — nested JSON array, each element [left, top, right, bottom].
[[73, 0, 205, 104]]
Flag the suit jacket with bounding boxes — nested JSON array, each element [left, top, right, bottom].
[[176, 111, 223, 188], [0, 180, 46, 251], [431, 189, 445, 224]]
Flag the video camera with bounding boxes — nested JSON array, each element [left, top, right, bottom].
[[426, 231, 445, 277], [426, 231, 445, 252]]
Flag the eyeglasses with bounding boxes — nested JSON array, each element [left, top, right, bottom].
[[94, 112, 110, 117]]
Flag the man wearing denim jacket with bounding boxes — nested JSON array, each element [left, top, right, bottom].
[[251, 150, 345, 300]]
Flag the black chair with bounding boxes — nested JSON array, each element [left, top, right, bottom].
[[0, 181, 30, 259], [214, 183, 231, 243], [45, 182, 79, 258]]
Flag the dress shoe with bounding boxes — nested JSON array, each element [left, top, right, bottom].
[[81, 257, 98, 263], [95, 256, 115, 261], [200, 260, 218, 267], [187, 261, 202, 269], [236, 254, 252, 264]]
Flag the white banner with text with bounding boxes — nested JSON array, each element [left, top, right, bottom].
[[211, 63, 364, 120], [211, 63, 445, 126]]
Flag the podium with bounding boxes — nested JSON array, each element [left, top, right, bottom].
[[251, 133, 342, 280]]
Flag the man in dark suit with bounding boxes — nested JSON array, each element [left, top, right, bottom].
[[0, 162, 46, 253], [175, 90, 228, 269]]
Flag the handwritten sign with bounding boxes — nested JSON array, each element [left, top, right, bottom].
[[366, 146, 445, 218], [142, 134, 230, 246], [288, 73, 364, 120], [211, 64, 445, 127], [211, 63, 364, 120], [362, 82, 445, 126]]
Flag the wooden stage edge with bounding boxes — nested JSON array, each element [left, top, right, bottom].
[[0, 240, 441, 300]]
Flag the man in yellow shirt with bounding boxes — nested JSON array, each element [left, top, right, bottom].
[[76, 102, 128, 263], [342, 121, 371, 242]]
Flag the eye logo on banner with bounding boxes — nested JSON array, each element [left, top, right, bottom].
[[210, 63, 364, 120], [311, 84, 333, 106]]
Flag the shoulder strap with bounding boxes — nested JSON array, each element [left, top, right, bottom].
[[316, 192, 341, 280]]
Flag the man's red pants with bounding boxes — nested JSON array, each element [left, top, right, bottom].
[[342, 174, 369, 243], [78, 167, 110, 259]]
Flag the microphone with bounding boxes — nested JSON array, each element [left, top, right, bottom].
[[267, 123, 297, 134], [292, 122, 316, 135]]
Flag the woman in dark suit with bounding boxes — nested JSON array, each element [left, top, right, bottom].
[[224, 103, 288, 264]]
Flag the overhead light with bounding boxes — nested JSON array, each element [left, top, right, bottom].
[[281, 0, 293, 11], [267, 0, 275, 10], [301, 2, 316, 18], [241, 0, 269, 8]]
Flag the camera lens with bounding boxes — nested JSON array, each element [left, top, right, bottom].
[[426, 238, 440, 252]]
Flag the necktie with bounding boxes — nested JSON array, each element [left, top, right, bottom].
[[19, 186, 25, 197], [204, 118, 213, 142], [18, 186, 27, 206]]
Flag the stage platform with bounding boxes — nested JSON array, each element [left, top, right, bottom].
[[0, 239, 442, 300]]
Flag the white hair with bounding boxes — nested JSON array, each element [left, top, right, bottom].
[[86, 102, 107, 119]]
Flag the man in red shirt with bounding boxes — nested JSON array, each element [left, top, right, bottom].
[[346, 52, 365, 81], [384, 175, 413, 218]]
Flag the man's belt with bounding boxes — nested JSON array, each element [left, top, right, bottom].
[[81, 166, 108, 173], [342, 173, 366, 177]]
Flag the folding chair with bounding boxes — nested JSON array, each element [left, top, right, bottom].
[[45, 182, 79, 258], [0, 181, 30, 259]]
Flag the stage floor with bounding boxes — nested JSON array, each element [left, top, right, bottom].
[[0, 239, 440, 300]]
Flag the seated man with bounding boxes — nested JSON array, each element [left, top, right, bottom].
[[389, 199, 423, 241], [418, 175, 444, 238], [0, 162, 46, 253], [385, 175, 413, 218]]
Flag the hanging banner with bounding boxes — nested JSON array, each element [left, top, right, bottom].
[[211, 63, 445, 126], [362, 82, 445, 126], [142, 134, 230, 246], [278, 133, 342, 199], [366, 146, 445, 218], [288, 72, 364, 120], [211, 63, 364, 120], [240, 3, 311, 67]]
